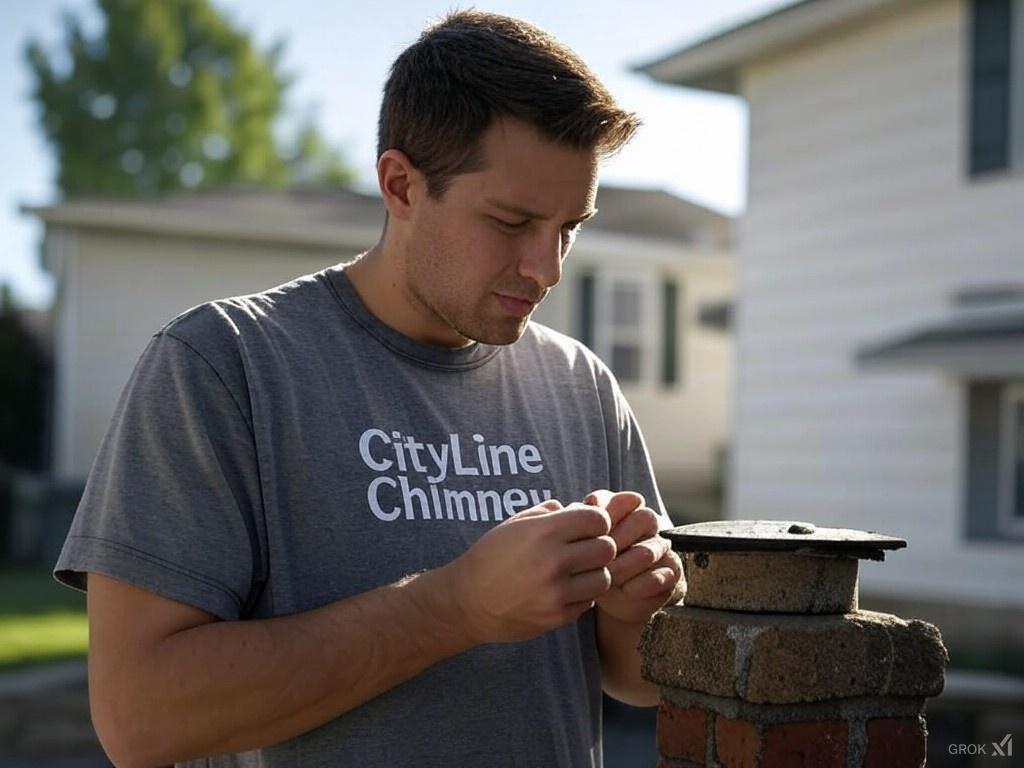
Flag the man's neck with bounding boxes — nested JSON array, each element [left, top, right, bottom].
[[343, 244, 472, 348]]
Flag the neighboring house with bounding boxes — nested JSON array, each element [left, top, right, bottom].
[[24, 184, 733, 521], [532, 186, 734, 519], [639, 0, 1024, 660]]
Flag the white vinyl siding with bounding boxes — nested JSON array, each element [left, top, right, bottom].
[[50, 229, 352, 478], [733, 0, 1024, 605]]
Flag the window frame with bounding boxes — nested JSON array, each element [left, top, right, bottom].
[[593, 270, 659, 387], [968, 0, 1024, 176], [997, 382, 1024, 536]]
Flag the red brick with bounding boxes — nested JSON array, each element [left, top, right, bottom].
[[715, 716, 760, 768], [864, 717, 926, 768], [760, 720, 847, 768], [657, 703, 706, 764]]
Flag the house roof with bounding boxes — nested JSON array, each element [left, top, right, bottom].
[[22, 183, 732, 251], [23, 187, 387, 251], [856, 311, 1024, 376], [589, 186, 731, 247], [635, 0, 911, 93]]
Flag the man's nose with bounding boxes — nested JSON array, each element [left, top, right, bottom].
[[517, 230, 563, 290]]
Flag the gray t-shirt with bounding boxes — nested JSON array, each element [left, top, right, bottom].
[[55, 264, 666, 767]]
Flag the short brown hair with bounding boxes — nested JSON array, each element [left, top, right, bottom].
[[377, 9, 641, 198]]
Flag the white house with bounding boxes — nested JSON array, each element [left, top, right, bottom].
[[639, 0, 1024, 660], [25, 184, 733, 521]]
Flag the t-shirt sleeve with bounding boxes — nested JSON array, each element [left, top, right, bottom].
[[598, 368, 671, 531], [54, 330, 265, 620]]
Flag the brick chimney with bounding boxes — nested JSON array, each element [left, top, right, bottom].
[[640, 521, 948, 768]]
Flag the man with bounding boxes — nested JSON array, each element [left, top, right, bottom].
[[55, 10, 684, 767]]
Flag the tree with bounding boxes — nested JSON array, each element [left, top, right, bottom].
[[0, 284, 49, 473], [25, 0, 354, 197]]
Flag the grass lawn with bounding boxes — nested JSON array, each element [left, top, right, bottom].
[[0, 567, 88, 671]]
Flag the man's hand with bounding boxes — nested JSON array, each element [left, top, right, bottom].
[[584, 490, 683, 624], [446, 499, 618, 644]]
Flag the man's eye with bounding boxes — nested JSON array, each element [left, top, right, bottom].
[[493, 217, 529, 229]]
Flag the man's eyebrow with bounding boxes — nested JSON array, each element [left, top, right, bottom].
[[484, 197, 598, 225]]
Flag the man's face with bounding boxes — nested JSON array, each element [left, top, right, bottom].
[[401, 117, 599, 346]]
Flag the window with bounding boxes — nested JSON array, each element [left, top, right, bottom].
[[609, 280, 645, 384], [574, 270, 682, 388], [964, 380, 1024, 541], [969, 0, 1024, 175], [999, 384, 1024, 534]]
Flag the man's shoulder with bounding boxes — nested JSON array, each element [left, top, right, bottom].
[[517, 321, 615, 383], [520, 320, 583, 356], [158, 270, 330, 351]]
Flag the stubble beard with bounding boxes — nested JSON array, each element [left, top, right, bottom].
[[409, 277, 529, 346], [407, 239, 535, 347], [403, 256, 528, 348]]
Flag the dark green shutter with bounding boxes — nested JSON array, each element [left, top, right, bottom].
[[577, 272, 595, 349], [1014, 400, 1024, 522], [661, 279, 679, 386], [970, 0, 1013, 174]]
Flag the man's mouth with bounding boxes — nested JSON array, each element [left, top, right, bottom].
[[494, 292, 536, 318]]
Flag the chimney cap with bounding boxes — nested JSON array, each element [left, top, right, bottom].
[[664, 520, 907, 561]]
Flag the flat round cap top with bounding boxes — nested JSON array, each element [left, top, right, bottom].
[[664, 520, 907, 561]]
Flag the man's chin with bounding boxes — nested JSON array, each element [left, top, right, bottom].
[[465, 317, 531, 346]]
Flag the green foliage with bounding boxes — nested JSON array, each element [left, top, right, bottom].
[[0, 611, 88, 670], [0, 568, 87, 671], [25, 0, 354, 197], [0, 568, 85, 616]]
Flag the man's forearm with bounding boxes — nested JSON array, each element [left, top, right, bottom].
[[595, 608, 659, 707], [92, 566, 472, 767], [596, 578, 686, 707]]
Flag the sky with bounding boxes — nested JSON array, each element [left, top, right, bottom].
[[1, 0, 795, 309]]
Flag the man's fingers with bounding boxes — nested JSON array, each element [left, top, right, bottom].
[[607, 536, 669, 585], [621, 568, 676, 599], [583, 490, 644, 527], [556, 503, 612, 541], [562, 536, 617, 575], [516, 499, 564, 518], [583, 489, 614, 508], [563, 567, 612, 604], [608, 507, 659, 552], [620, 551, 682, 599]]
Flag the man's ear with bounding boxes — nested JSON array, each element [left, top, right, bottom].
[[376, 149, 424, 222]]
